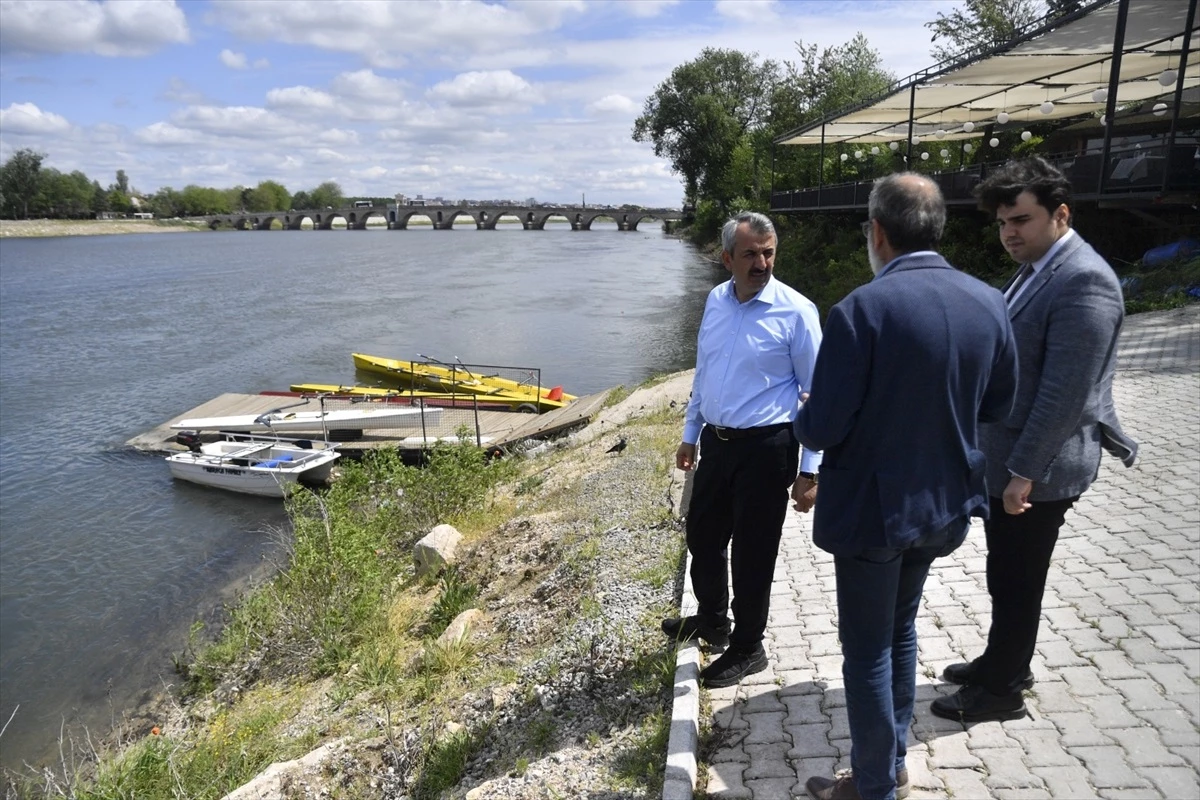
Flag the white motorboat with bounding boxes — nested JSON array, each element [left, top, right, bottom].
[[166, 433, 341, 497], [169, 404, 441, 433]]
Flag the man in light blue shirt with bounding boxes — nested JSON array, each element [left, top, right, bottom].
[[663, 211, 822, 689]]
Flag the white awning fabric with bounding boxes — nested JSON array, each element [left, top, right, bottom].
[[777, 0, 1198, 146]]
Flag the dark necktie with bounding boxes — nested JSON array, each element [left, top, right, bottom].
[[1005, 263, 1034, 305]]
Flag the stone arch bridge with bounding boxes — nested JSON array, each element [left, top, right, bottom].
[[196, 204, 686, 232]]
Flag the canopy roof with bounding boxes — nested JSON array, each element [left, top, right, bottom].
[[776, 0, 1198, 145]]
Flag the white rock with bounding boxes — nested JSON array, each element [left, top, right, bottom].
[[413, 523, 462, 578]]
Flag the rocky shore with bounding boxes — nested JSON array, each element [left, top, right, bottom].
[[7, 372, 697, 799]]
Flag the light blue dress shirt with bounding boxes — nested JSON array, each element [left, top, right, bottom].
[[683, 276, 823, 473]]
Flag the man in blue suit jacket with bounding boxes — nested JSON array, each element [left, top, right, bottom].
[[797, 173, 1018, 800], [933, 157, 1137, 724]]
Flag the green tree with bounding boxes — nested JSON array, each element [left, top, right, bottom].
[[115, 169, 129, 195], [925, 0, 1042, 64], [108, 188, 132, 214], [308, 181, 344, 209], [91, 180, 110, 215], [179, 184, 232, 215], [770, 34, 895, 191], [633, 48, 780, 212], [35, 169, 94, 218], [148, 186, 183, 217], [1, 148, 46, 219], [246, 180, 290, 212]]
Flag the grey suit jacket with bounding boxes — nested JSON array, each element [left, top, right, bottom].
[[980, 233, 1138, 501]]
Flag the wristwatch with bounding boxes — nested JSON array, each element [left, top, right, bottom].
[[798, 471, 818, 483]]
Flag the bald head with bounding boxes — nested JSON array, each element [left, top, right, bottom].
[[867, 172, 946, 254]]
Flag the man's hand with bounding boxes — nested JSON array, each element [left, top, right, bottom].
[[1002, 476, 1033, 515], [791, 476, 817, 513], [676, 442, 697, 472]]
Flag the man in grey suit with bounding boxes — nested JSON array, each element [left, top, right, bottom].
[[932, 157, 1138, 723]]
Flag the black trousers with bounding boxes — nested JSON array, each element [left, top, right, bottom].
[[974, 493, 1078, 695], [685, 424, 799, 648]]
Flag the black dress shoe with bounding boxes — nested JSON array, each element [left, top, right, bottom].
[[943, 660, 1034, 690], [804, 768, 909, 800], [661, 615, 730, 648], [700, 644, 767, 688], [931, 684, 1028, 722]]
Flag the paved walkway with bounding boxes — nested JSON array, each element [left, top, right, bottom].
[[694, 304, 1200, 799]]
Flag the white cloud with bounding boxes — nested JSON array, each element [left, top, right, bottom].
[[714, 0, 778, 23], [266, 86, 339, 112], [207, 0, 582, 65], [169, 105, 298, 138], [0, 102, 71, 135], [219, 49, 248, 69], [588, 94, 638, 115], [253, 58, 270, 69], [329, 70, 405, 103], [132, 121, 203, 145], [617, 0, 681, 18], [0, 0, 189, 57], [427, 70, 539, 108]]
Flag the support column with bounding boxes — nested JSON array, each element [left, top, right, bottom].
[[1162, 0, 1196, 193], [1098, 0, 1131, 195]]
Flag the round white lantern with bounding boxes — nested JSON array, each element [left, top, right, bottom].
[[1153, 102, 1168, 116], [871, 146, 880, 155], [854, 150, 863, 159], [920, 152, 929, 161], [1158, 69, 1177, 87], [997, 112, 1010, 124], [840, 153, 848, 162], [1091, 87, 1108, 103], [1040, 101, 1054, 115], [936, 129, 946, 139], [940, 148, 950, 158], [911, 135, 921, 145], [964, 143, 974, 153], [1100, 114, 1108, 126], [889, 141, 900, 151], [1021, 131, 1033, 142], [962, 121, 975, 133], [989, 137, 1000, 148]]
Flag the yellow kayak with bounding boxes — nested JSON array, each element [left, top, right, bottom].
[[351, 354, 575, 410], [289, 383, 546, 411]]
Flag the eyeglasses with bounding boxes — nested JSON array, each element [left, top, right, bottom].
[[861, 220, 873, 238]]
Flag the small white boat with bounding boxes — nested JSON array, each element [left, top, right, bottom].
[[169, 405, 441, 433], [166, 434, 341, 497]]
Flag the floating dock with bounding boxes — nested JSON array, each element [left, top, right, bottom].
[[127, 390, 610, 456]]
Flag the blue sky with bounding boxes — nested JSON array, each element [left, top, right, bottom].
[[0, 0, 962, 207]]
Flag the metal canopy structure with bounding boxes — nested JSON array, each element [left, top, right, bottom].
[[774, 0, 1198, 147]]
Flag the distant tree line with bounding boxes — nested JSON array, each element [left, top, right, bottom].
[[0, 149, 370, 220]]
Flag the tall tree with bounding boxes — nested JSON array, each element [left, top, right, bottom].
[[246, 180, 290, 212], [925, 0, 1042, 64], [309, 181, 344, 209], [115, 169, 129, 195], [1, 149, 46, 219], [633, 48, 779, 211]]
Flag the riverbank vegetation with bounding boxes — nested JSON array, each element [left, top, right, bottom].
[[4, 381, 692, 799]]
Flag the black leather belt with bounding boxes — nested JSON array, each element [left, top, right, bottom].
[[708, 421, 791, 441]]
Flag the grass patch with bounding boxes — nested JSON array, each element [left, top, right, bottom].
[[414, 729, 477, 800], [427, 566, 479, 635], [612, 710, 670, 794], [602, 385, 631, 408]]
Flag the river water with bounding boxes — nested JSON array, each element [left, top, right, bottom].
[[0, 221, 719, 772]]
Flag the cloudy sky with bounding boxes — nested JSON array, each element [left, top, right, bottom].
[[0, 0, 957, 208]]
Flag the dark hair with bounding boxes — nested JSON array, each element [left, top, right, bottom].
[[867, 172, 946, 253], [974, 156, 1072, 215], [721, 211, 775, 255]]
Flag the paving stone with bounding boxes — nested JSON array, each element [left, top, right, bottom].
[[784, 723, 838, 759], [939, 768, 992, 798], [967, 723, 1024, 750], [1105, 727, 1186, 768], [1070, 746, 1151, 789], [976, 747, 1043, 789], [1141, 624, 1196, 650], [1052, 712, 1114, 747], [771, 645, 814, 672], [928, 732, 982, 769], [1111, 679, 1177, 712], [1007, 728, 1083, 768], [1087, 650, 1146, 680], [1078, 694, 1143, 729], [742, 742, 796, 779], [1032, 765, 1102, 798], [1140, 662, 1197, 697], [1141, 766, 1200, 798], [790, 757, 840, 793], [1117, 637, 1178, 665], [1132, 707, 1198, 748], [742, 686, 785, 714], [1026, 681, 1086, 714], [706, 761, 752, 798], [742, 711, 787, 745], [780, 694, 824, 726], [1060, 665, 1120, 697], [992, 788, 1053, 799]]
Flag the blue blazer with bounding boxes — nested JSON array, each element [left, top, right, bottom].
[[794, 253, 1018, 557]]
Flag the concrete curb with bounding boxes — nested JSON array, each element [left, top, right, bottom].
[[663, 465, 701, 800]]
